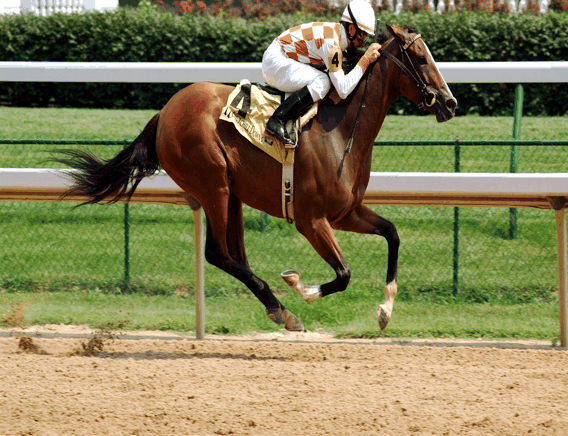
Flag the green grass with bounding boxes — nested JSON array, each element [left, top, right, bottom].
[[0, 107, 158, 141], [4, 108, 566, 141], [1, 107, 567, 170], [0, 107, 567, 339], [0, 291, 561, 342], [0, 201, 560, 302]]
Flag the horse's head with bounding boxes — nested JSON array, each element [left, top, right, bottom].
[[384, 25, 457, 122]]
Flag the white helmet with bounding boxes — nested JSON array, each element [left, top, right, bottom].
[[342, 0, 375, 36]]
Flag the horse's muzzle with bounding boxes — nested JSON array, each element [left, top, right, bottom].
[[436, 92, 457, 123]]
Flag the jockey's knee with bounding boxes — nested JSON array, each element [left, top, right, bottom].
[[308, 75, 331, 101]]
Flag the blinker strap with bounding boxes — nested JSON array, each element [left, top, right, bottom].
[[379, 44, 435, 110], [379, 48, 422, 89], [398, 38, 437, 109]]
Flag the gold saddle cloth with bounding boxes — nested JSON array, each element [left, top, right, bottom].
[[220, 79, 318, 166]]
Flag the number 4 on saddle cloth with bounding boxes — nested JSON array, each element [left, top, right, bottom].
[[219, 79, 319, 166]]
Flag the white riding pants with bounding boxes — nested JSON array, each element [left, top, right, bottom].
[[262, 39, 331, 102]]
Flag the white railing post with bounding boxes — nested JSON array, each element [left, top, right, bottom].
[[555, 209, 568, 348], [395, 0, 403, 14], [193, 207, 206, 340]]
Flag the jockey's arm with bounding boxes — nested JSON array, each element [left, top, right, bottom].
[[326, 43, 381, 100]]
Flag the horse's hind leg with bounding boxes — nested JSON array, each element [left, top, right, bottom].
[[205, 191, 304, 332], [156, 122, 302, 331], [333, 205, 399, 332]]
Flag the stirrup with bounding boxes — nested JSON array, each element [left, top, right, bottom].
[[284, 119, 300, 148], [266, 118, 297, 146]]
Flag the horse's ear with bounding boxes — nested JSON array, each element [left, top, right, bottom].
[[386, 24, 404, 41]]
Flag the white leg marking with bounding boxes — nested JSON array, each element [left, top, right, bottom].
[[382, 280, 398, 315], [378, 280, 398, 331], [281, 270, 322, 303]]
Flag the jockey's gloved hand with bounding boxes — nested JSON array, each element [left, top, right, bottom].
[[358, 43, 382, 71]]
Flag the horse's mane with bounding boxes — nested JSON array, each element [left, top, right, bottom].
[[342, 25, 417, 75]]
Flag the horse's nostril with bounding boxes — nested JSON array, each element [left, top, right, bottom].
[[446, 98, 457, 111]]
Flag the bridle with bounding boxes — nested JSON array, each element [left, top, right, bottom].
[[379, 34, 437, 110]]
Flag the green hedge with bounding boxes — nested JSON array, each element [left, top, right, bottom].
[[0, 9, 567, 115]]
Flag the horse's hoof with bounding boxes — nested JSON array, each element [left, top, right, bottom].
[[281, 269, 301, 287], [282, 309, 305, 332], [266, 307, 305, 332], [377, 304, 391, 332], [281, 269, 322, 303], [266, 307, 284, 325]]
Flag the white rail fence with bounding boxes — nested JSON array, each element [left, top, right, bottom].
[[1, 62, 567, 346], [0, 0, 118, 15], [1, 61, 568, 83]]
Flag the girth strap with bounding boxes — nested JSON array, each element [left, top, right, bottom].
[[282, 141, 296, 224]]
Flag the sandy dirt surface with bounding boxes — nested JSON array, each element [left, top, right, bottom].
[[1, 326, 568, 436]]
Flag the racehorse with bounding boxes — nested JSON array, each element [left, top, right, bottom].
[[57, 24, 456, 332]]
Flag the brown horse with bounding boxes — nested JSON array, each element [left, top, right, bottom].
[[57, 25, 456, 332]]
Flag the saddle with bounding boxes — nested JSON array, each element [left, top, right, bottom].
[[220, 79, 319, 223]]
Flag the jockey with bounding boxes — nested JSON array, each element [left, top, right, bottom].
[[262, 0, 381, 145]]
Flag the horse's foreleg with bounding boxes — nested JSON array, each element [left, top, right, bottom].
[[333, 205, 400, 332], [285, 217, 351, 302]]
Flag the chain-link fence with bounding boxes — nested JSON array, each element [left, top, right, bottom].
[[2, 127, 567, 303]]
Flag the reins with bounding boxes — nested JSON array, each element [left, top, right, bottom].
[[344, 19, 382, 155], [343, 30, 437, 157]]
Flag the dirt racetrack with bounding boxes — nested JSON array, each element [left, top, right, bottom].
[[1, 327, 568, 436]]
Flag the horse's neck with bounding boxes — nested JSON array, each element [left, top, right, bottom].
[[341, 42, 402, 176]]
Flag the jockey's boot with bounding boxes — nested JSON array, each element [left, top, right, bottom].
[[266, 86, 313, 145]]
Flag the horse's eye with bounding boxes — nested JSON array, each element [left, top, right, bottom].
[[417, 56, 427, 66]]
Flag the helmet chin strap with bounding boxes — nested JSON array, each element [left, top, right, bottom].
[[345, 4, 360, 44]]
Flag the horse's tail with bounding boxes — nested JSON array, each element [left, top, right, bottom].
[[55, 113, 161, 205]]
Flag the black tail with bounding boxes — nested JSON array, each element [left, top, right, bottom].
[[54, 113, 161, 205]]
